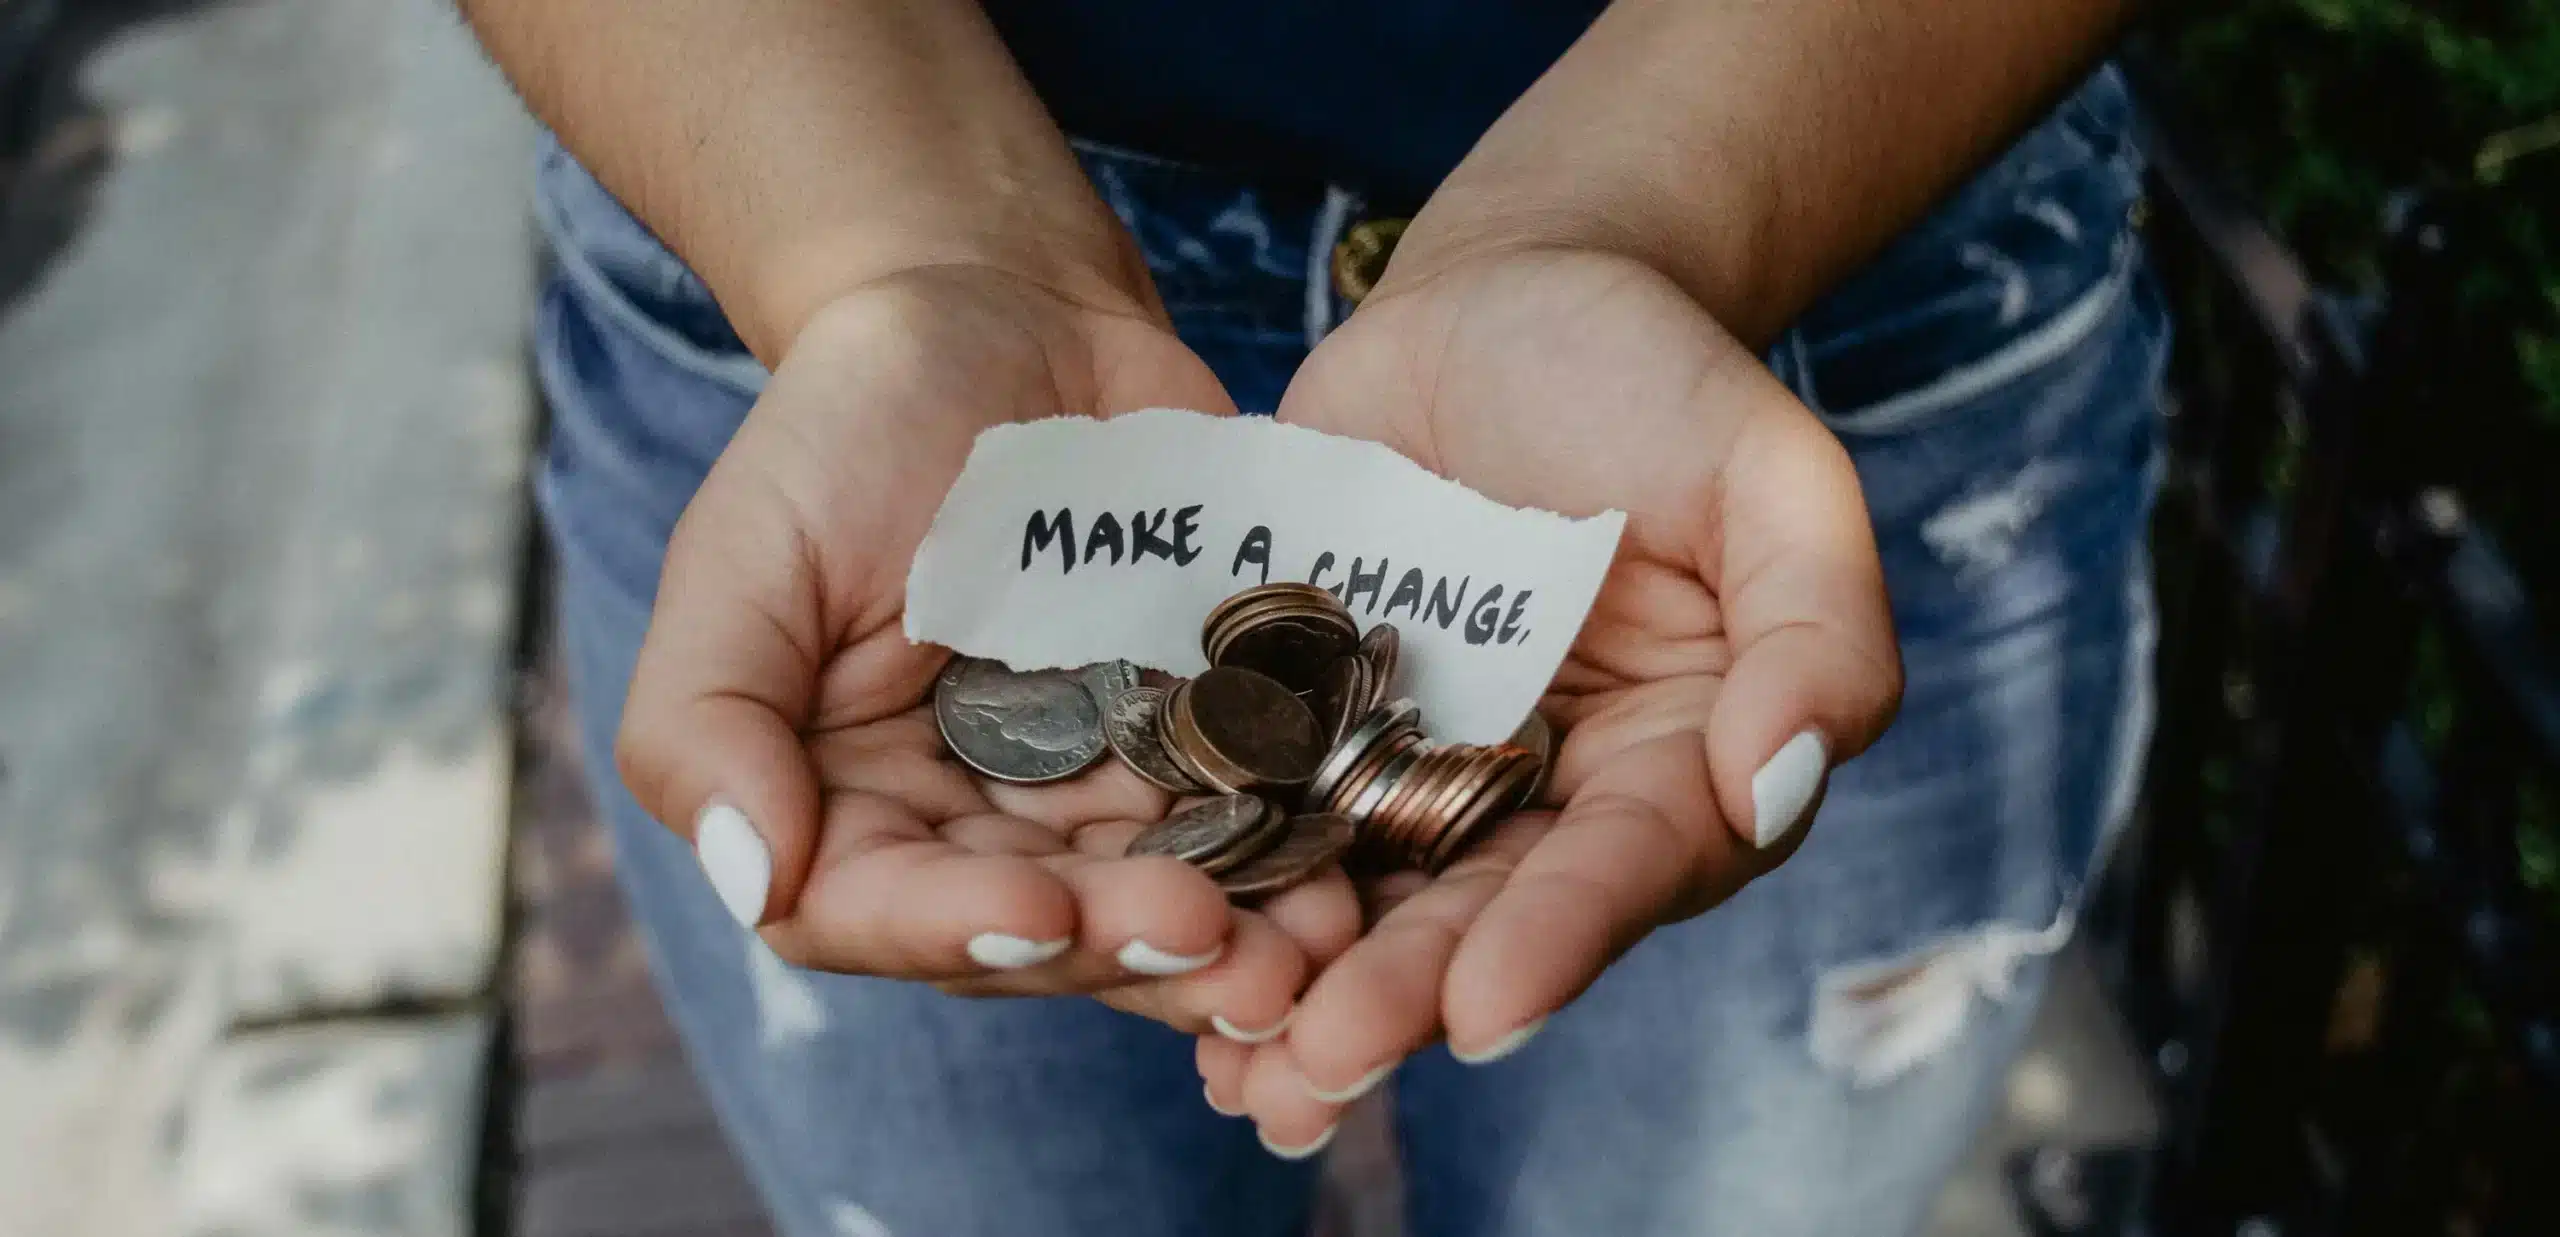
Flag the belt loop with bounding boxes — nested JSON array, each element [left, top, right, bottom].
[[1306, 185, 1360, 349]]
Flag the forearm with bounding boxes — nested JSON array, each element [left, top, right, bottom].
[[1382, 0, 2137, 347], [459, 0, 1145, 361]]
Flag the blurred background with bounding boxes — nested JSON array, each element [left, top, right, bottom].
[[0, 1, 2549, 1235]]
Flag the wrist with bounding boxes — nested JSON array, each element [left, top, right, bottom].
[[738, 198, 1160, 365], [1370, 164, 1782, 349]]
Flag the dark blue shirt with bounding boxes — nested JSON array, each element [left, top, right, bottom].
[[981, 1, 1607, 209]]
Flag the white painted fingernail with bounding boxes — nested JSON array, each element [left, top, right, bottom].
[[695, 801, 772, 927], [1453, 1017, 1547, 1065], [1749, 729, 1830, 849], [966, 933, 1070, 970], [1211, 1009, 1294, 1044], [1117, 939, 1222, 976], [1204, 1083, 1243, 1117], [1307, 1061, 1393, 1104], [1259, 1123, 1337, 1161]]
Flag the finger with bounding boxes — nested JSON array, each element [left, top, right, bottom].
[[1357, 868, 1433, 921], [972, 850, 1351, 1013], [1197, 1035, 1252, 1117], [1440, 733, 1762, 1054], [1285, 816, 1542, 1091], [807, 711, 996, 823], [938, 812, 1072, 858], [1088, 911, 1306, 1037], [1240, 1040, 1348, 1159], [1081, 814, 1361, 975], [1706, 402, 1901, 851], [1054, 854, 1234, 977], [769, 794, 1079, 979], [981, 755, 1174, 832], [617, 462, 846, 929], [1251, 865, 1365, 970], [929, 850, 1235, 992]]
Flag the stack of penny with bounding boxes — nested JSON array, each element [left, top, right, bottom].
[[1303, 699, 1544, 873]]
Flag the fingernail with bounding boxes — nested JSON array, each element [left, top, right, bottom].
[[1749, 729, 1830, 849], [966, 933, 1070, 969], [1259, 1123, 1338, 1161], [1204, 1083, 1243, 1117], [695, 801, 772, 927], [1307, 1061, 1393, 1104], [1211, 1009, 1294, 1044], [1117, 939, 1222, 976], [1453, 1017, 1547, 1065]]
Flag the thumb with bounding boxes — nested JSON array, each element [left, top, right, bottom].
[[616, 457, 839, 930], [1702, 405, 1902, 853]]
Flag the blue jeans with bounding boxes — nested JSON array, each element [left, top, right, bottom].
[[533, 66, 2165, 1237]]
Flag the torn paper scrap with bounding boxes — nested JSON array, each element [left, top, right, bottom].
[[904, 408, 1626, 744]]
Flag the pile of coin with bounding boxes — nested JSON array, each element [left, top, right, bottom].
[[1308, 701, 1545, 873], [1123, 794, 1357, 899], [931, 582, 1552, 899]]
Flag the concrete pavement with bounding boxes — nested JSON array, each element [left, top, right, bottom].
[[0, 1, 535, 1233]]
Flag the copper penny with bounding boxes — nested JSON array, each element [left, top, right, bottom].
[[1308, 698, 1420, 808], [1509, 709, 1556, 806], [1345, 740, 1427, 827], [1371, 744, 1448, 841], [1425, 750, 1542, 873], [1218, 813, 1356, 899], [1311, 655, 1373, 749], [1202, 582, 1342, 647], [1184, 666, 1325, 791], [1355, 623, 1401, 714], [1160, 677, 1244, 794], [1405, 747, 1487, 857], [1327, 729, 1422, 821], [1214, 612, 1358, 695]]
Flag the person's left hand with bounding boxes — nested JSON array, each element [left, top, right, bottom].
[[1193, 246, 1904, 1153]]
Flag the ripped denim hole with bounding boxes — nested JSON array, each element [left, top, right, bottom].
[[1807, 912, 2073, 1088], [745, 932, 828, 1050]]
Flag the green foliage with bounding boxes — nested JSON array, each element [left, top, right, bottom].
[[2165, 0, 2560, 419], [2165, 3, 2560, 923]]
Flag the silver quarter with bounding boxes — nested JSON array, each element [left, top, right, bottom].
[[1345, 740, 1427, 827], [1102, 686, 1203, 794], [934, 656, 1108, 784], [1209, 795, 1296, 876], [1078, 660, 1142, 715], [1307, 698, 1421, 808], [1126, 794, 1270, 871]]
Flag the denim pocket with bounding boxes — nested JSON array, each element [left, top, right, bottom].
[[1795, 65, 2145, 428], [532, 138, 768, 400]]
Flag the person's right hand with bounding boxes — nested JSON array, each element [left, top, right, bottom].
[[614, 264, 1362, 1037]]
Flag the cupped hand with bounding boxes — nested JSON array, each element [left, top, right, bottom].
[[1202, 247, 1903, 1149], [614, 265, 1361, 1033]]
